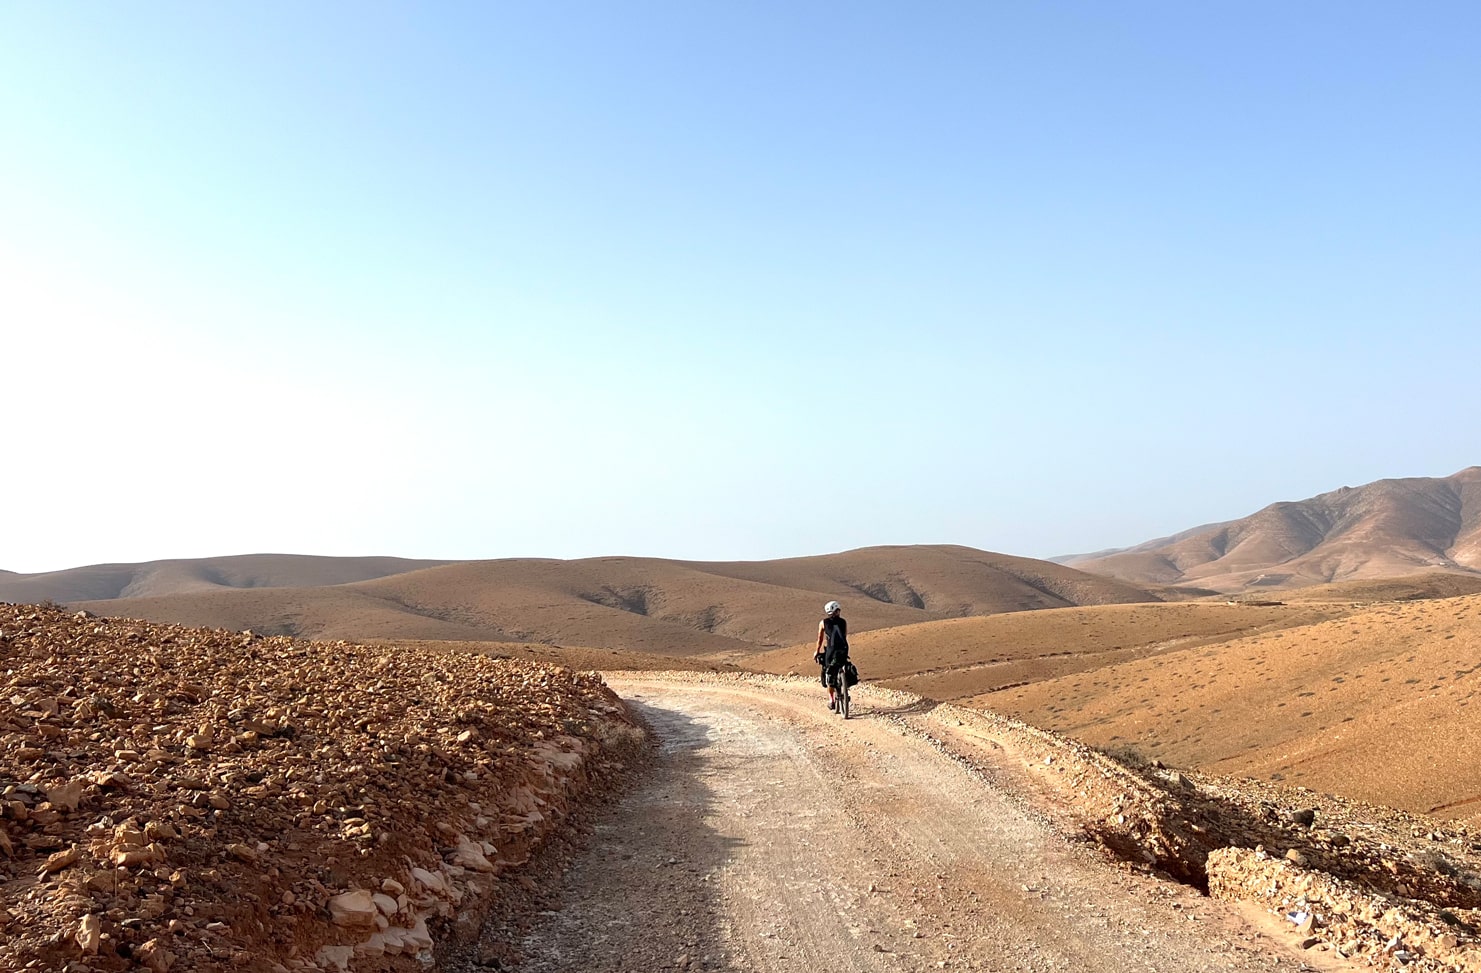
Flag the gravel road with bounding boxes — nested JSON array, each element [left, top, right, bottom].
[[477, 676, 1352, 973]]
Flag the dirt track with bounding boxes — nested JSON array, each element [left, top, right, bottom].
[[474, 676, 1348, 973]]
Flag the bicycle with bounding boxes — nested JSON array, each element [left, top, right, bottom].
[[829, 662, 852, 719]]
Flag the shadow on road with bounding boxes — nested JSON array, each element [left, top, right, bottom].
[[491, 698, 747, 972], [855, 693, 939, 719]]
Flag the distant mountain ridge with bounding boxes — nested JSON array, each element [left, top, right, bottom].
[[1061, 467, 1481, 593], [0, 554, 452, 604], [0, 545, 1158, 657]]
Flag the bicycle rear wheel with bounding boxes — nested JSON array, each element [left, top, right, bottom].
[[838, 672, 850, 719]]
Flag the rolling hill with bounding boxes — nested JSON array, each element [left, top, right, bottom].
[[3, 545, 1158, 658], [1276, 570, 1481, 603], [1060, 466, 1481, 593], [0, 553, 450, 604], [973, 592, 1481, 824], [748, 601, 1357, 699]]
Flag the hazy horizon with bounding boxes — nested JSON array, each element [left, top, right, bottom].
[[4, 3, 1478, 575]]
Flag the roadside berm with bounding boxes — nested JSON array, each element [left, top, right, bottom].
[[909, 694, 1481, 972], [0, 603, 645, 972]]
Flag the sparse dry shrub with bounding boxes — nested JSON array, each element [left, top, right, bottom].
[[1093, 741, 1153, 770]]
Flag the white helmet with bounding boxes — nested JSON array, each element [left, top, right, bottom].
[[824, 600, 842, 615]]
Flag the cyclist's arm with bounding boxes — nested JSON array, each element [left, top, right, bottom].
[[816, 620, 826, 652]]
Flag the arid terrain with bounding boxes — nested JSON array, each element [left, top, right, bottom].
[[747, 601, 1357, 701], [744, 581, 1481, 827], [0, 546, 1158, 656], [10, 471, 1481, 969], [0, 604, 643, 972], [1060, 467, 1481, 593], [9, 524, 1481, 823], [978, 592, 1481, 826], [9, 608, 1481, 973]]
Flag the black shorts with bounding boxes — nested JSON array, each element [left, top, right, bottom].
[[820, 651, 848, 686]]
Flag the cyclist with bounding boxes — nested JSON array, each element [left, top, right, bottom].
[[815, 600, 849, 710]]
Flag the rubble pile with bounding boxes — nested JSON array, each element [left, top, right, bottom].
[[0, 604, 645, 973], [924, 700, 1481, 970], [1209, 847, 1481, 972]]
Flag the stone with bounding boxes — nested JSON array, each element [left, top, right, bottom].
[[452, 835, 497, 872], [406, 917, 434, 950], [1287, 808, 1316, 827], [315, 945, 353, 972], [39, 845, 81, 876], [46, 781, 85, 812], [75, 914, 101, 954], [144, 820, 177, 841], [136, 938, 176, 972], [354, 933, 387, 956], [410, 866, 449, 895], [111, 844, 161, 867], [114, 824, 147, 847], [328, 889, 379, 928]]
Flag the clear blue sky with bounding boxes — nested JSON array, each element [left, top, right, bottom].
[[2, 2, 1478, 573]]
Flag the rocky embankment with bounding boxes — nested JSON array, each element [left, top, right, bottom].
[[0, 604, 645, 973], [921, 701, 1481, 972]]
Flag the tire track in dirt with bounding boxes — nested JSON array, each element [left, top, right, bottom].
[[461, 675, 1356, 972]]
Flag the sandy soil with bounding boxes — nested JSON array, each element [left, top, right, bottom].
[[747, 602, 1354, 700], [981, 593, 1481, 823], [460, 677, 1350, 973]]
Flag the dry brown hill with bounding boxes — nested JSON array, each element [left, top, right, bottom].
[[53, 546, 1157, 659], [973, 592, 1481, 825], [391, 638, 734, 673], [0, 553, 449, 604], [1061, 466, 1481, 594], [748, 601, 1355, 700], [677, 545, 1155, 615], [1277, 571, 1481, 603]]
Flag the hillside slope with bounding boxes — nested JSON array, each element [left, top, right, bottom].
[[975, 592, 1481, 824], [1062, 466, 1481, 593], [61, 546, 1158, 658], [1277, 571, 1481, 603], [749, 601, 1356, 700], [0, 553, 450, 604]]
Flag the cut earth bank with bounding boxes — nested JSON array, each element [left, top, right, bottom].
[[0, 604, 645, 972]]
